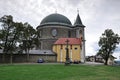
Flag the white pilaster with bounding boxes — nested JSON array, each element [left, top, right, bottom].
[[60, 49, 62, 62], [81, 41, 85, 63], [81, 28, 85, 63], [70, 49, 72, 61]]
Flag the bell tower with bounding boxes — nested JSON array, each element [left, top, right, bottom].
[[74, 13, 86, 63]]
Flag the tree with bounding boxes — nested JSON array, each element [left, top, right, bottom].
[[21, 22, 36, 62], [0, 15, 14, 63], [0, 15, 37, 63], [13, 22, 24, 53], [97, 29, 120, 65], [0, 15, 24, 63]]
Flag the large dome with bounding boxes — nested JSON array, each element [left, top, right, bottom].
[[40, 13, 72, 27]]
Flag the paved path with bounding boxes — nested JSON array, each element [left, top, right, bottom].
[[84, 62, 104, 65], [0, 62, 104, 66]]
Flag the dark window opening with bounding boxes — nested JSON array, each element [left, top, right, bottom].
[[74, 47, 77, 50], [68, 31, 71, 37]]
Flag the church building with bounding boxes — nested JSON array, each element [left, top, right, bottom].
[[37, 13, 86, 63]]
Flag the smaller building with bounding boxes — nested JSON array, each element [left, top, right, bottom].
[[86, 55, 104, 63], [86, 55, 116, 65], [53, 38, 82, 62], [107, 55, 116, 65]]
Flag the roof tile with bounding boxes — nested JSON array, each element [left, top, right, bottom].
[[54, 38, 81, 45]]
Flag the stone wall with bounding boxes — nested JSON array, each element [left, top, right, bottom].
[[40, 27, 70, 39], [0, 54, 57, 63]]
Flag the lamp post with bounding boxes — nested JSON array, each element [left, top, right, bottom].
[[65, 39, 70, 65]]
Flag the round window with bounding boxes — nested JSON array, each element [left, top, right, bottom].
[[52, 29, 57, 37]]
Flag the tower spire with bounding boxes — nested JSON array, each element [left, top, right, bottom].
[[77, 8, 79, 14], [74, 13, 84, 27]]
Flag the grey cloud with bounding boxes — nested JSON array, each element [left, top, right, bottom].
[[91, 42, 99, 52], [115, 45, 120, 53], [66, 0, 83, 6]]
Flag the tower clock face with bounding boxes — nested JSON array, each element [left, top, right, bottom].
[[52, 29, 57, 37]]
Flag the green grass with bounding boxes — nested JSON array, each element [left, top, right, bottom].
[[0, 64, 120, 80]]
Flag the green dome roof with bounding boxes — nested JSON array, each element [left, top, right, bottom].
[[40, 13, 72, 27]]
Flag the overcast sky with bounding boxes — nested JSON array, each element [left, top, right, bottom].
[[0, 0, 120, 59]]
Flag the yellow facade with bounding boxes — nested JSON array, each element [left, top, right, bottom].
[[53, 44, 81, 62]]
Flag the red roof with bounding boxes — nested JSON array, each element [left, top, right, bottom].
[[54, 38, 81, 45]]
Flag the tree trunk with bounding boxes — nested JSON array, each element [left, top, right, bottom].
[[2, 53, 5, 63], [10, 53, 13, 64], [104, 58, 108, 65], [27, 53, 29, 62], [26, 50, 29, 62]]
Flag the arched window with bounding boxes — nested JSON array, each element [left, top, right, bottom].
[[68, 31, 71, 37]]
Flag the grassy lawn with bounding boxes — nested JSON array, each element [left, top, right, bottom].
[[0, 64, 120, 80]]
